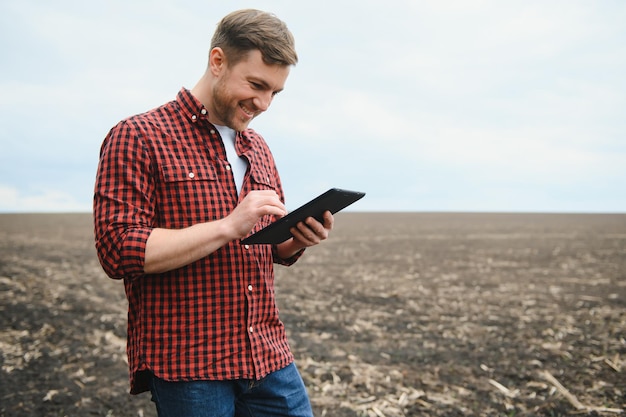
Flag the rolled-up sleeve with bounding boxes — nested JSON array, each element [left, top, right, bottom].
[[93, 120, 155, 280]]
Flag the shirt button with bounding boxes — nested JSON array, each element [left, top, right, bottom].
[[244, 245, 250, 250], [188, 172, 195, 179], [226, 165, 231, 171], [191, 115, 197, 121], [201, 108, 207, 115], [248, 285, 253, 292], [249, 326, 254, 333], [210, 129, 216, 134]]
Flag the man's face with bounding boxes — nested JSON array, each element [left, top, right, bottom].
[[210, 49, 290, 131]]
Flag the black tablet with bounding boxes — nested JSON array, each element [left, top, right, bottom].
[[241, 188, 365, 245]]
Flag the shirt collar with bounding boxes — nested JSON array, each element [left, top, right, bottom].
[[176, 88, 210, 123], [175, 87, 254, 151]]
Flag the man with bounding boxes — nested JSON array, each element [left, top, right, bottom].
[[93, 9, 332, 417]]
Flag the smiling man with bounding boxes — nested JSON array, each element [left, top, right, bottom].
[[93, 9, 333, 417]]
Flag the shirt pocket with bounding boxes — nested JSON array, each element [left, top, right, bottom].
[[158, 163, 219, 225], [161, 164, 217, 182], [248, 166, 277, 191]]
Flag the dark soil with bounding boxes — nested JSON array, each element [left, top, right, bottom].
[[1, 212, 624, 416]]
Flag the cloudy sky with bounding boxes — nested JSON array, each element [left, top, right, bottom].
[[1, 0, 625, 213]]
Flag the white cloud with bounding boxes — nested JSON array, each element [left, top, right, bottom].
[[0, 184, 91, 213]]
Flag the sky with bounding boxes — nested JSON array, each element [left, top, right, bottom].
[[1, 0, 625, 213]]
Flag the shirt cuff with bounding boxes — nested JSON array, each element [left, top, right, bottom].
[[272, 245, 305, 266]]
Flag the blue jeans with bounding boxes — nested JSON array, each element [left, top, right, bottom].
[[148, 363, 314, 417]]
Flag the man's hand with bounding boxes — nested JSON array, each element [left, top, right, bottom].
[[276, 210, 334, 259], [144, 190, 286, 274], [290, 210, 334, 246], [224, 190, 288, 239]]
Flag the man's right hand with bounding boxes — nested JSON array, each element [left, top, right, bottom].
[[224, 190, 287, 239], [144, 190, 286, 274]]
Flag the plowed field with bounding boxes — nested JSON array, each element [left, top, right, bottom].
[[1, 213, 624, 416]]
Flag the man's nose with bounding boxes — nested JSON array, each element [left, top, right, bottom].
[[253, 92, 273, 112]]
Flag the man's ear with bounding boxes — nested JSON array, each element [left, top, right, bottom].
[[209, 47, 226, 76]]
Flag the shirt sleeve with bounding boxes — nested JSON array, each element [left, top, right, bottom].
[[272, 245, 305, 266], [93, 120, 155, 280]]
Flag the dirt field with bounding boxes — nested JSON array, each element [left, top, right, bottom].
[[0, 212, 624, 416]]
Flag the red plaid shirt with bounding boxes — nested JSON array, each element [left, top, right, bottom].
[[93, 88, 303, 394]]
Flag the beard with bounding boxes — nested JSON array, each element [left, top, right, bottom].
[[211, 78, 255, 132]]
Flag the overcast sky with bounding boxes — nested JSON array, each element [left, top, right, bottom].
[[1, 0, 625, 213]]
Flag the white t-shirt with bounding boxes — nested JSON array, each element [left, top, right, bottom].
[[214, 125, 248, 194]]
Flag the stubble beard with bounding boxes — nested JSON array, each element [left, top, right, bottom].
[[212, 80, 251, 132]]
